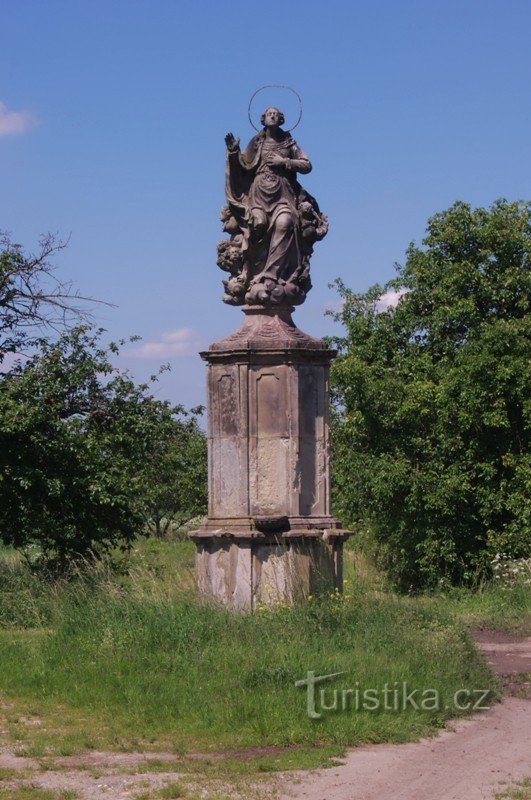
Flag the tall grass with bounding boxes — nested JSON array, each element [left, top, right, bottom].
[[0, 540, 501, 755], [0, 550, 57, 629]]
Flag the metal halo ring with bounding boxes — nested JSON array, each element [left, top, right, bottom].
[[247, 84, 303, 132]]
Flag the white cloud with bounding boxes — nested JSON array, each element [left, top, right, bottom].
[[0, 102, 37, 137], [323, 289, 408, 317], [376, 288, 408, 312], [126, 327, 202, 359]]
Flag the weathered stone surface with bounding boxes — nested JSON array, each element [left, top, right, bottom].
[[193, 533, 344, 611], [195, 538, 253, 612], [202, 308, 336, 526], [190, 306, 350, 610], [209, 306, 326, 351]]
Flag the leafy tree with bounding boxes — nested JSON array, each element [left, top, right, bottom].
[[330, 200, 530, 590], [137, 399, 207, 539], [0, 327, 207, 566]]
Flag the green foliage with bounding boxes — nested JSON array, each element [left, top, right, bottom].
[[141, 410, 207, 540], [330, 199, 531, 590], [0, 327, 206, 565]]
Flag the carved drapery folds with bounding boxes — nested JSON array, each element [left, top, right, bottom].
[[217, 109, 328, 308]]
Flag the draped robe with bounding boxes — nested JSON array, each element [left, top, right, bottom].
[[225, 129, 312, 284]]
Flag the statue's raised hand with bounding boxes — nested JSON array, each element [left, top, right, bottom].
[[225, 132, 240, 153]]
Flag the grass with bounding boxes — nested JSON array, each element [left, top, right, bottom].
[[0, 767, 26, 781], [0, 789, 77, 800], [153, 783, 187, 799], [433, 582, 531, 633], [134, 780, 252, 800], [0, 538, 512, 762], [496, 778, 531, 799], [0, 537, 527, 800], [124, 746, 346, 776], [342, 543, 531, 635]]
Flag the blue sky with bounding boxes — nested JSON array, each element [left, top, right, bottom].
[[2, 0, 530, 408]]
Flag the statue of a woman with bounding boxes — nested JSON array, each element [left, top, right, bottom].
[[218, 106, 328, 307]]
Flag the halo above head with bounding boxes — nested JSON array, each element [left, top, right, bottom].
[[248, 84, 303, 132]]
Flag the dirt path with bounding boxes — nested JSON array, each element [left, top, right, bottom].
[[279, 631, 531, 800]]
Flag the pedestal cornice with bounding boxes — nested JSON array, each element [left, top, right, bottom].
[[204, 306, 336, 360]]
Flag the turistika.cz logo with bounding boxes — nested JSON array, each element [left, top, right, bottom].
[[295, 671, 491, 719]]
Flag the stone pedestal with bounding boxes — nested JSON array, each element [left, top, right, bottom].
[[190, 307, 350, 610]]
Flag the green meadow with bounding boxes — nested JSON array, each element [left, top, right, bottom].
[[1, 537, 527, 762]]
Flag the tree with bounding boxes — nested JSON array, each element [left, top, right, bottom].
[[0, 327, 207, 566], [0, 232, 100, 358], [142, 413, 207, 539], [330, 200, 531, 590]]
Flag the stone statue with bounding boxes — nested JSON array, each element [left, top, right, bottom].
[[192, 94, 350, 611], [218, 106, 328, 307]]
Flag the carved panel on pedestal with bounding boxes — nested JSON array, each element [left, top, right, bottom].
[[217, 373, 238, 435], [251, 370, 289, 517], [209, 366, 247, 517], [298, 365, 326, 516]]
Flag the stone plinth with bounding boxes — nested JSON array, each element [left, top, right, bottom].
[[190, 307, 350, 610]]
